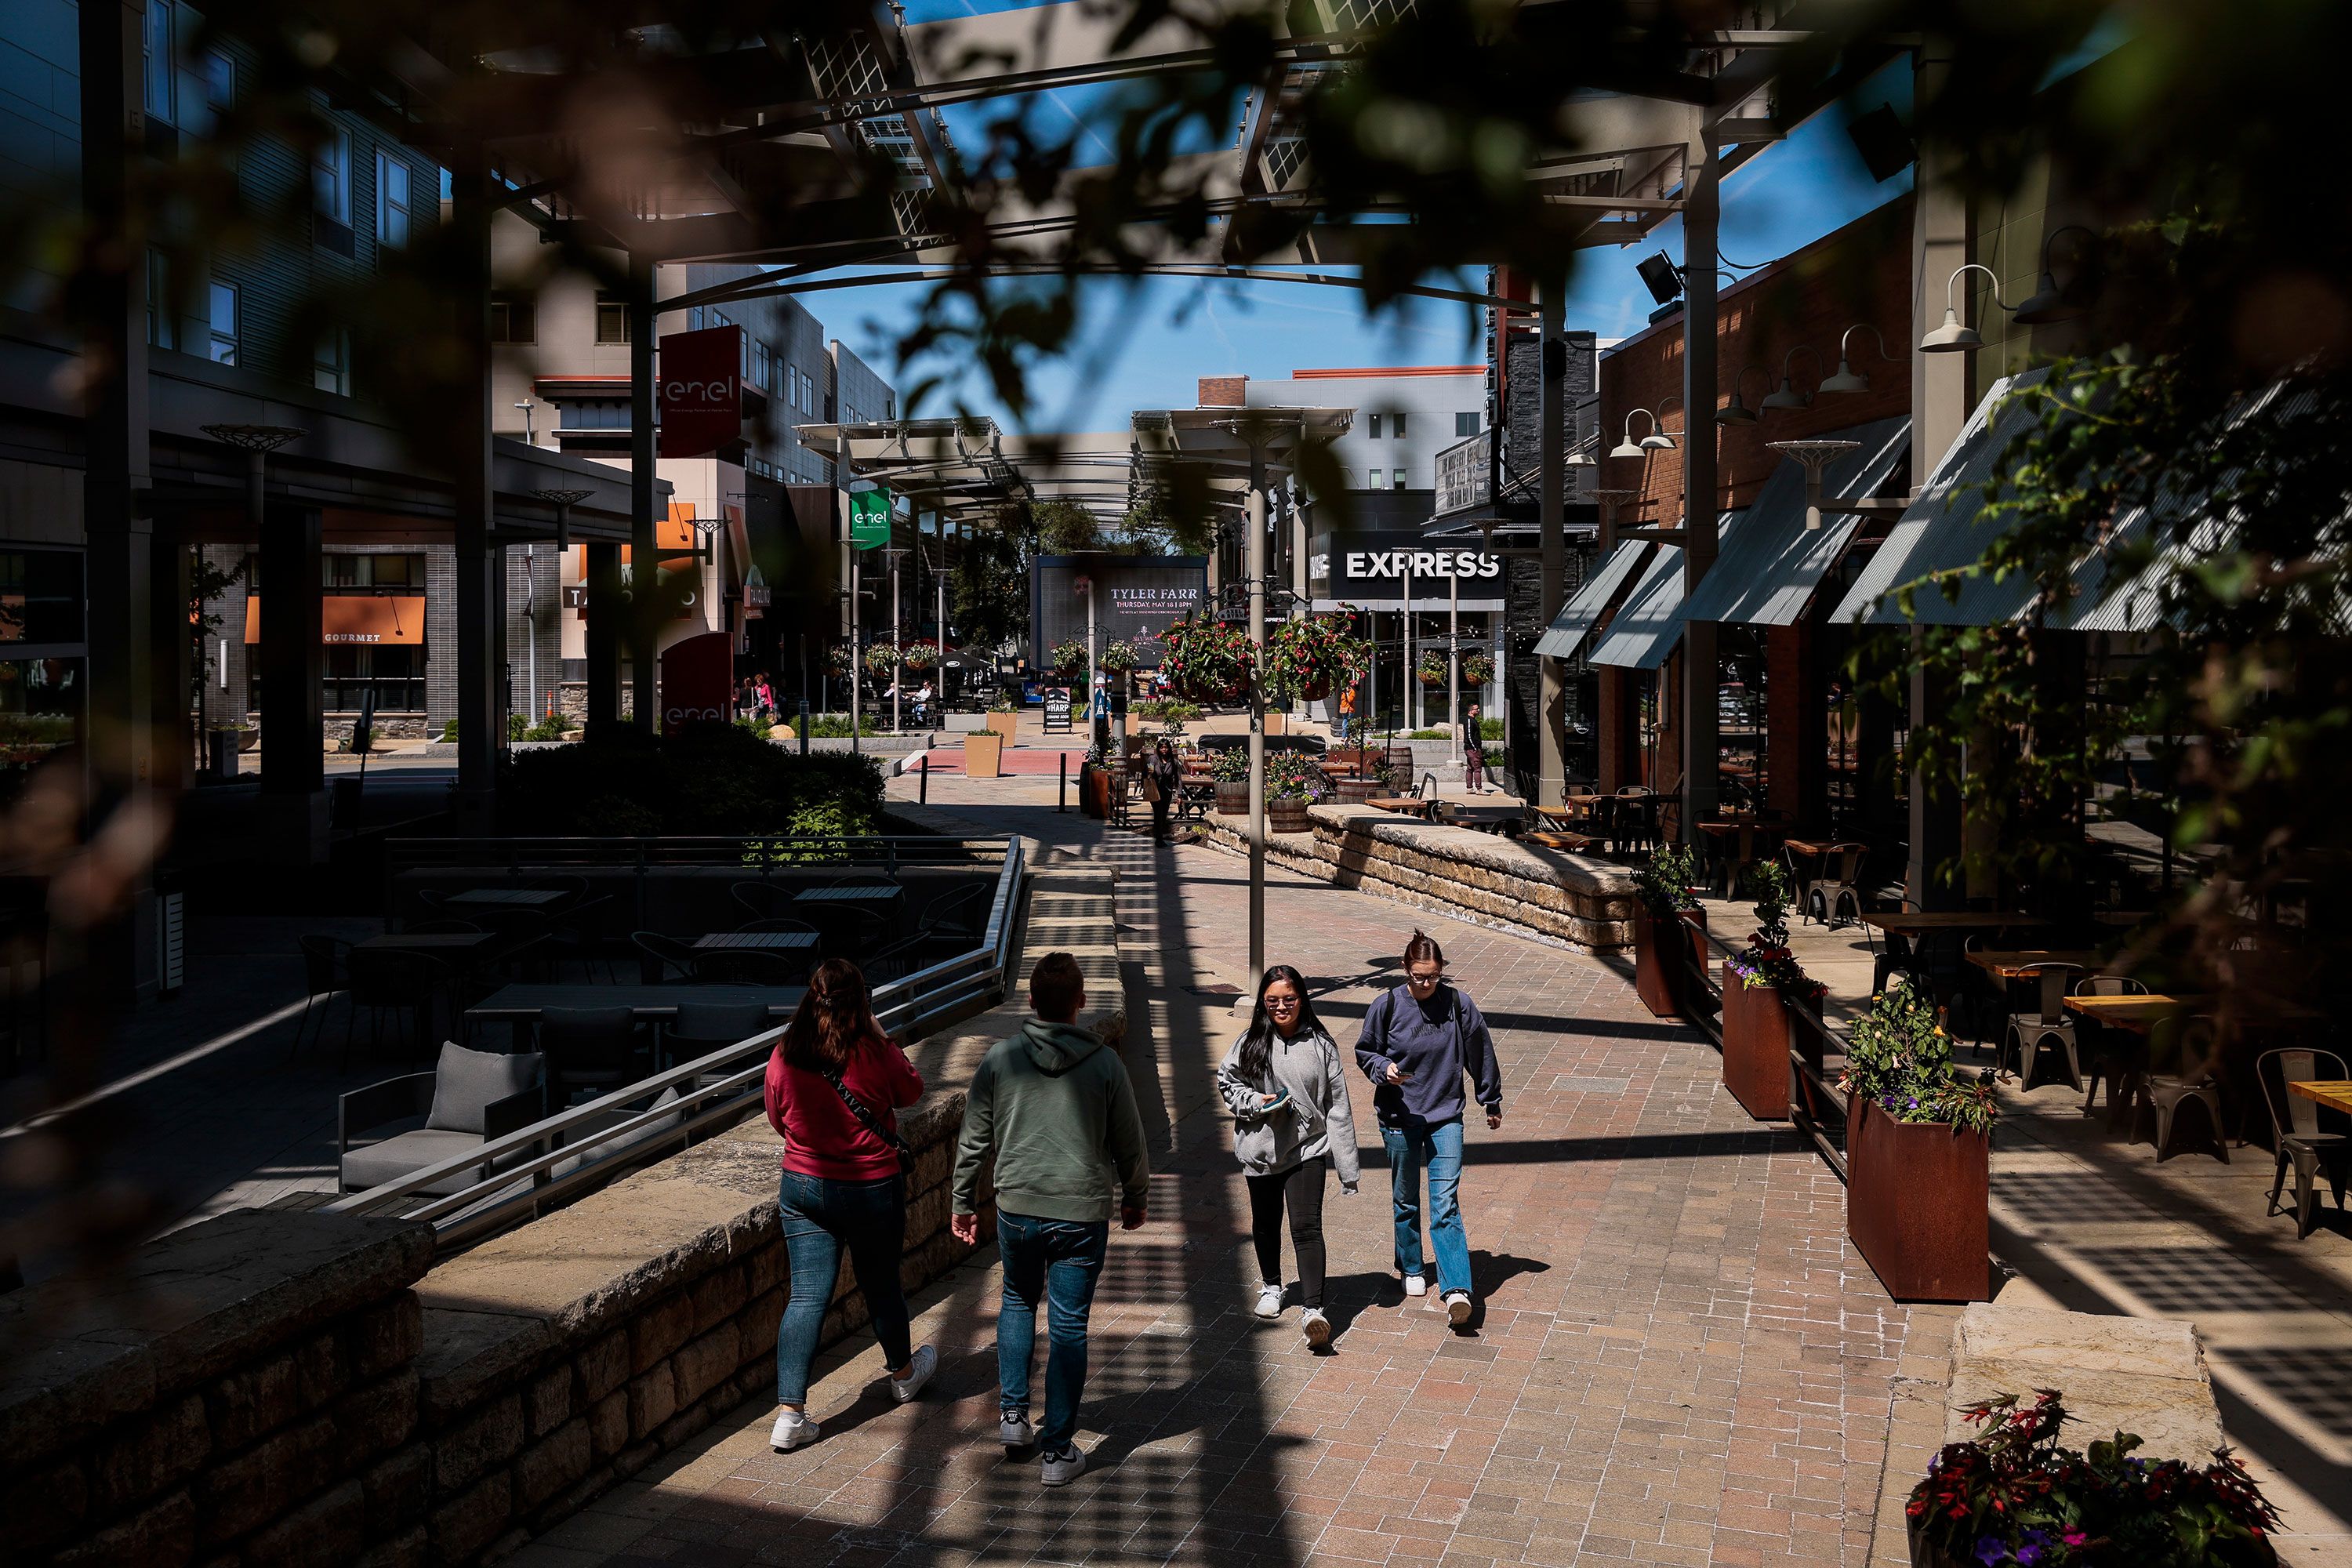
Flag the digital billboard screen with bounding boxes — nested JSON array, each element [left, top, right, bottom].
[[1031, 555, 1210, 670]]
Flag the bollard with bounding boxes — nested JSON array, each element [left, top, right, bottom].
[[919, 753, 929, 805], [1058, 752, 1068, 813], [797, 697, 810, 757]]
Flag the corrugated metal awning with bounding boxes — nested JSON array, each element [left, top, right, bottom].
[[1678, 418, 1910, 627], [1588, 514, 1747, 670], [1531, 540, 1653, 659]]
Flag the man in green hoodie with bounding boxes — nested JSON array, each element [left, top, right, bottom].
[[951, 952, 1149, 1487]]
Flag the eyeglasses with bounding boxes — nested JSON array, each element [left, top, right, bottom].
[[1405, 969, 1443, 986], [1265, 995, 1301, 1010]]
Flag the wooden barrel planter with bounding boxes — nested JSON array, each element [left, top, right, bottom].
[[1719, 967, 1792, 1120], [1846, 1097, 1991, 1302], [1214, 780, 1249, 816], [1266, 797, 1311, 833], [1334, 776, 1379, 805], [1385, 743, 1415, 779]]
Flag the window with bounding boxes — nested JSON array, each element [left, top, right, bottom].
[[489, 293, 535, 344], [688, 306, 704, 332], [319, 646, 425, 713], [314, 328, 349, 396], [376, 151, 412, 249], [203, 53, 234, 118], [1367, 412, 1382, 439], [145, 250, 176, 352], [208, 282, 238, 364], [752, 340, 771, 392], [594, 294, 629, 343], [1364, 468, 1381, 489], [1455, 411, 1479, 437], [1393, 412, 1408, 438], [1392, 468, 1407, 491], [313, 126, 351, 224], [143, 1, 176, 125], [323, 553, 423, 588]]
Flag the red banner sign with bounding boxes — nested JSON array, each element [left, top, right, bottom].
[[657, 325, 743, 459], [658, 630, 734, 735]]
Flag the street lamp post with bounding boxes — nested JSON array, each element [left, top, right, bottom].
[[1448, 568, 1461, 767], [1246, 458, 1268, 982], [882, 546, 907, 733], [202, 423, 306, 779]]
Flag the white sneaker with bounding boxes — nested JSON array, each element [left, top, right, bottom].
[[1444, 1290, 1472, 1326], [1040, 1444, 1088, 1487], [1000, 1411, 1035, 1450], [1402, 1273, 1428, 1298], [769, 1408, 819, 1452], [1254, 1283, 1285, 1319], [1301, 1308, 1331, 1348], [890, 1345, 937, 1403]]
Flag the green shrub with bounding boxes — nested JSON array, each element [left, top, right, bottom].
[[506, 713, 528, 741], [1479, 717, 1504, 742], [439, 718, 459, 743], [503, 724, 883, 837], [801, 714, 886, 739]]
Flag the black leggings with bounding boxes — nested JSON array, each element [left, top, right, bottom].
[[1247, 1156, 1327, 1307]]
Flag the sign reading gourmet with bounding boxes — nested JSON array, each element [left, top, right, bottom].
[[657, 325, 744, 459], [1030, 554, 1207, 670], [1308, 531, 1503, 602]]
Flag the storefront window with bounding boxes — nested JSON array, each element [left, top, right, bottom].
[[323, 645, 424, 713], [0, 659, 83, 797], [0, 550, 85, 646]]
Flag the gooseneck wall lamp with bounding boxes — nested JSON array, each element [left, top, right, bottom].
[[1716, 364, 1773, 426], [1759, 345, 1824, 413], [1610, 403, 1679, 459], [1820, 324, 1903, 394], [1922, 263, 2022, 352], [2013, 224, 2098, 326]]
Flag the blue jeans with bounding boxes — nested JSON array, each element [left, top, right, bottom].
[[996, 1211, 1109, 1451], [1381, 1118, 1472, 1296], [775, 1171, 912, 1406]]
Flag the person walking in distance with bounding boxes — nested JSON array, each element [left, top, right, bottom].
[[1355, 930, 1503, 1325], [762, 960, 938, 1451], [952, 953, 1150, 1486], [1463, 703, 1486, 793], [1147, 738, 1181, 843], [1217, 965, 1360, 1348]]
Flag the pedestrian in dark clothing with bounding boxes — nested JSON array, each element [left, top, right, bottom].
[[1148, 739, 1181, 841], [762, 959, 938, 1451], [951, 953, 1151, 1487], [1353, 929, 1504, 1325], [1464, 703, 1486, 792]]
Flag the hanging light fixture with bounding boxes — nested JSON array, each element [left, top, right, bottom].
[[1921, 263, 2024, 353], [1716, 365, 1772, 426], [1759, 346, 1823, 413], [1641, 397, 1682, 451], [1820, 323, 1902, 394], [1611, 408, 1666, 459], [2012, 224, 2100, 325]]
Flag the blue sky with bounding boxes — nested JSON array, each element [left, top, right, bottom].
[[816, 6, 1913, 431]]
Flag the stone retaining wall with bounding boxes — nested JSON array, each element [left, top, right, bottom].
[[1197, 803, 1641, 951], [2, 858, 1128, 1568]]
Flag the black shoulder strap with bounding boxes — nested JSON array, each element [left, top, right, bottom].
[[818, 1062, 915, 1164]]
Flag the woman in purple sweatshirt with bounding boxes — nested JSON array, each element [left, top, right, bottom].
[[1354, 929, 1504, 1325]]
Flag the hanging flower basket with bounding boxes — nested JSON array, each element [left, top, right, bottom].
[[1158, 616, 1255, 703], [1416, 652, 1450, 688], [902, 640, 940, 672], [862, 641, 901, 676], [1100, 640, 1141, 674], [1461, 652, 1495, 687], [1049, 638, 1088, 678], [825, 645, 853, 677], [1262, 612, 1369, 702]]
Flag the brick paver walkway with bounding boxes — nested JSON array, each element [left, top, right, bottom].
[[511, 797, 1915, 1567]]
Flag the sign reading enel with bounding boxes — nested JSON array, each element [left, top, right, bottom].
[[658, 325, 744, 459], [657, 631, 734, 737]]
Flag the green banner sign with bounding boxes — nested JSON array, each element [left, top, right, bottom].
[[848, 488, 891, 550]]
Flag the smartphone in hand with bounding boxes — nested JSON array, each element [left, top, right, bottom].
[[1261, 1087, 1291, 1112]]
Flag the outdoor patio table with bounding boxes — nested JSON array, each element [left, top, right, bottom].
[[2062, 993, 2192, 1034], [794, 884, 906, 906], [1858, 911, 2050, 934], [1367, 797, 1436, 817], [445, 888, 567, 909], [467, 982, 807, 1047], [2288, 1080, 2352, 1114], [693, 931, 820, 952], [1964, 949, 2103, 980], [358, 932, 501, 956]]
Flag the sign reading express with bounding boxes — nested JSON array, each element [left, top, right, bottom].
[[1309, 532, 1502, 601], [657, 325, 743, 459]]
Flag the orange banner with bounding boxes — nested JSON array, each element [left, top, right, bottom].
[[243, 596, 426, 644]]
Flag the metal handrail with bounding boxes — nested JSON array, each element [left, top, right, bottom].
[[330, 836, 1025, 1247], [385, 833, 1011, 873]]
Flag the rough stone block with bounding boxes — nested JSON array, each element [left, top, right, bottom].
[[431, 1389, 522, 1494], [586, 1392, 627, 1461], [412, 1309, 552, 1429], [361, 1447, 429, 1537], [629, 1294, 695, 1374], [741, 1290, 784, 1356], [195, 1410, 336, 1546], [575, 1333, 628, 1403], [625, 1367, 676, 1439], [352, 1524, 425, 1568], [93, 1394, 212, 1517], [332, 1370, 419, 1463], [612, 1437, 659, 1479], [347, 1295, 423, 1384], [294, 1331, 347, 1410], [1946, 1304, 2226, 1463], [426, 1470, 510, 1567], [526, 1366, 572, 1438], [650, 1396, 713, 1454], [1, 1455, 91, 1552], [242, 1477, 363, 1568], [206, 1354, 299, 1454], [511, 1417, 592, 1511], [53, 1486, 197, 1568], [688, 1267, 748, 1334], [670, 1324, 742, 1408], [746, 1242, 787, 1300]]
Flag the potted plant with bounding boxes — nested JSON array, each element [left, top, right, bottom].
[[1050, 638, 1089, 680], [902, 640, 940, 673], [1842, 981, 1999, 1302], [1907, 1390, 2280, 1567], [1156, 699, 1200, 735], [986, 690, 1022, 744], [1720, 862, 1823, 1120], [1100, 640, 1140, 675], [1461, 651, 1495, 688], [1416, 652, 1450, 688], [1159, 615, 1255, 702], [1632, 843, 1708, 1018], [1262, 750, 1330, 833], [1262, 612, 1368, 702], [1209, 745, 1250, 815], [862, 641, 900, 677]]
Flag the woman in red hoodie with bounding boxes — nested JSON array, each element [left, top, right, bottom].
[[762, 959, 938, 1450]]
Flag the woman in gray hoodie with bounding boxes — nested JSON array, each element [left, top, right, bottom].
[[1217, 964, 1361, 1348]]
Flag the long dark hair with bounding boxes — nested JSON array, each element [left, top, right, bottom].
[[781, 958, 880, 1073], [1236, 964, 1325, 1086]]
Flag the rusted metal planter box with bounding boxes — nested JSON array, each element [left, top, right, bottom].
[[1846, 1098, 1991, 1303], [1720, 967, 1792, 1120], [1632, 905, 1709, 1018]]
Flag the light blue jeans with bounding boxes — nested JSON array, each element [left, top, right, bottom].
[[1381, 1117, 1472, 1296]]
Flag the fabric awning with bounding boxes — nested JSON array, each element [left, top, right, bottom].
[[1532, 540, 1653, 659], [1679, 418, 1910, 627], [1584, 515, 1734, 670], [243, 596, 426, 644], [1829, 374, 2052, 626]]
